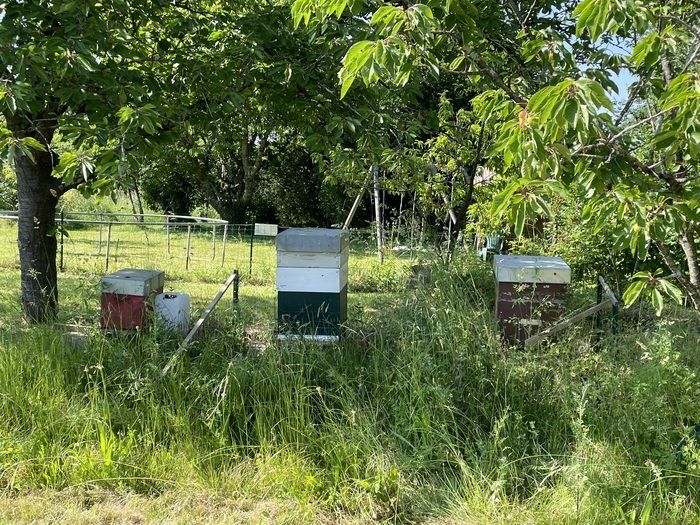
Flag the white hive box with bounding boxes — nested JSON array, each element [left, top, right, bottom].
[[276, 265, 349, 293], [276, 227, 349, 254], [276, 228, 350, 340]]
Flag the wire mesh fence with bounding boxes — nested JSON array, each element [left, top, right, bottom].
[[0, 211, 277, 281], [0, 210, 443, 295]]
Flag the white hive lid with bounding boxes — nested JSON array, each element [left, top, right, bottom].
[[101, 268, 165, 296], [276, 228, 349, 253], [494, 255, 571, 284]]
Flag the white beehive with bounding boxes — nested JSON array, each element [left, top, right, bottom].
[[276, 228, 350, 341]]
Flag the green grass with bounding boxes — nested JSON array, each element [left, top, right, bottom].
[[1, 220, 700, 523]]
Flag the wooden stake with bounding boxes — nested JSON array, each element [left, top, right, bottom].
[[98, 219, 103, 255], [395, 193, 404, 247], [221, 223, 228, 267], [211, 224, 216, 261]]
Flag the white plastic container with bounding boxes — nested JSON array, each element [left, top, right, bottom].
[[154, 292, 190, 334]]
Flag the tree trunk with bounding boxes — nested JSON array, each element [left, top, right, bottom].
[[127, 188, 138, 216], [445, 165, 477, 258], [679, 232, 700, 310], [133, 183, 145, 218], [656, 240, 700, 310], [14, 148, 60, 322]]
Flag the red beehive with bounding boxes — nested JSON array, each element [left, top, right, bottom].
[[100, 269, 165, 330]]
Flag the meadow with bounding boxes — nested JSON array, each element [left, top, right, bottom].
[[0, 219, 699, 524]]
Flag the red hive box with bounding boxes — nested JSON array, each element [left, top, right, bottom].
[[100, 269, 165, 330], [494, 256, 571, 344]]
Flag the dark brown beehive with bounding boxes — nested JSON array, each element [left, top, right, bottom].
[[494, 256, 571, 344]]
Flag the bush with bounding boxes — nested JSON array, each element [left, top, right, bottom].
[[0, 163, 17, 209]]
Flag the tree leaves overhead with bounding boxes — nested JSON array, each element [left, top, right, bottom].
[[1, 0, 698, 314], [292, 0, 700, 311]]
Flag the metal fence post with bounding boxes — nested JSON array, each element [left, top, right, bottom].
[[232, 269, 240, 325], [97, 214, 103, 255], [105, 222, 112, 272], [595, 275, 603, 332], [211, 224, 216, 261], [249, 223, 254, 275], [186, 225, 192, 271], [221, 223, 228, 267], [59, 209, 65, 272], [166, 220, 171, 255]]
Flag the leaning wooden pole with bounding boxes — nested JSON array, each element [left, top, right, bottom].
[[343, 172, 371, 230], [372, 165, 384, 263], [524, 299, 612, 348], [525, 275, 621, 348]]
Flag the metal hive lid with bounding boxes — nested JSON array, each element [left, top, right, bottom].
[[276, 228, 349, 253], [101, 268, 165, 295], [494, 255, 571, 284]]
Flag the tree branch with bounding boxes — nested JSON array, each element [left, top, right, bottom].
[[250, 132, 269, 177], [469, 52, 527, 105], [614, 79, 645, 126], [609, 108, 671, 143]]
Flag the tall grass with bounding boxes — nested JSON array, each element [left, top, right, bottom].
[[0, 243, 699, 522]]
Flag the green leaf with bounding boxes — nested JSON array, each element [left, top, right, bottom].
[[424, 52, 440, 76], [657, 278, 683, 305], [490, 181, 520, 217], [339, 73, 356, 99], [630, 32, 660, 68], [622, 279, 646, 306], [651, 288, 664, 316], [371, 5, 402, 26], [658, 73, 694, 109], [448, 55, 465, 71], [328, 0, 348, 18], [573, 0, 597, 36], [208, 30, 226, 41], [550, 143, 572, 162], [574, 0, 611, 41], [343, 41, 374, 71], [117, 106, 134, 125], [411, 4, 434, 20], [514, 201, 526, 237], [651, 130, 677, 149], [5, 92, 17, 113], [291, 0, 314, 28], [21, 137, 46, 152]]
